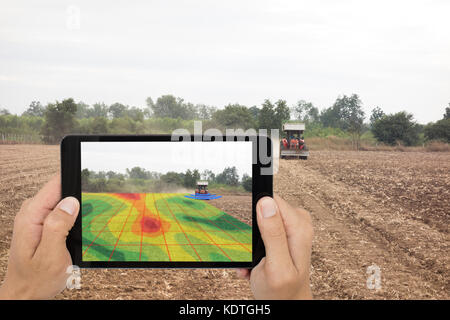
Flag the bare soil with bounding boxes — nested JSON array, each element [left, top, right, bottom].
[[0, 145, 448, 299]]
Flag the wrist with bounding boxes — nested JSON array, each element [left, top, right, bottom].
[[294, 281, 313, 300], [0, 279, 33, 300], [0, 282, 12, 300]]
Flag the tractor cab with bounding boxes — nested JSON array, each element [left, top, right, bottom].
[[195, 181, 208, 195]]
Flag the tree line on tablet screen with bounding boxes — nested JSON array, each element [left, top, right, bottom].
[[81, 166, 252, 194]]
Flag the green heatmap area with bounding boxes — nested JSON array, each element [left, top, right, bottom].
[[81, 193, 252, 262]]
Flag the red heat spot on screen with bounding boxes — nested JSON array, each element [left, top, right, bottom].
[[115, 193, 141, 200], [141, 216, 161, 233], [129, 194, 171, 237]]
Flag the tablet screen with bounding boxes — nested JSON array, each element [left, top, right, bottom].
[[80, 141, 253, 263]]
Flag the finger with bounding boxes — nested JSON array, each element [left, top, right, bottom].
[[11, 175, 62, 259], [25, 174, 61, 224], [34, 197, 79, 257], [273, 195, 313, 270], [256, 197, 293, 270]]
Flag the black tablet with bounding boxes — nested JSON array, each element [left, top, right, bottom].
[[61, 134, 272, 268]]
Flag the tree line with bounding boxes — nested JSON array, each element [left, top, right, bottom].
[[81, 166, 252, 193], [1, 94, 449, 146]]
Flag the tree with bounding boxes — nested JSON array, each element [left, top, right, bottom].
[[372, 112, 421, 146], [81, 169, 90, 191], [274, 99, 290, 131], [370, 107, 385, 127], [424, 119, 450, 143], [90, 117, 109, 134], [183, 169, 200, 188], [127, 107, 145, 122], [126, 167, 150, 179], [41, 98, 77, 143], [212, 104, 255, 129], [145, 97, 155, 118], [341, 95, 365, 149], [319, 105, 341, 128], [161, 171, 184, 185], [0, 108, 11, 115], [197, 104, 216, 120], [215, 166, 239, 186], [258, 99, 289, 130], [241, 173, 252, 192], [293, 100, 319, 123], [74, 101, 90, 118], [109, 102, 128, 118], [87, 103, 108, 118], [424, 106, 450, 143], [444, 104, 450, 120], [201, 169, 215, 181], [150, 95, 188, 119], [23, 101, 44, 117], [249, 106, 260, 120], [258, 99, 275, 130]]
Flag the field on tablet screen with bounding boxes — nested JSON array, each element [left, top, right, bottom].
[[81, 193, 252, 262]]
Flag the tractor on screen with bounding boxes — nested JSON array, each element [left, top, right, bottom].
[[184, 181, 222, 200]]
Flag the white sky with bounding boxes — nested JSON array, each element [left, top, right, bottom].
[[1, 0, 449, 124], [81, 141, 253, 177]]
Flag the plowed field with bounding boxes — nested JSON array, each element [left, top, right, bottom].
[[0, 145, 448, 299]]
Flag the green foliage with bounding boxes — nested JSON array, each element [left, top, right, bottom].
[[0, 108, 10, 115], [372, 112, 421, 146], [41, 98, 77, 144], [215, 167, 239, 186], [22, 101, 45, 117], [212, 104, 255, 129], [109, 103, 127, 118], [258, 99, 290, 130], [90, 117, 109, 134], [424, 107, 450, 142], [369, 107, 385, 127], [183, 169, 201, 188], [302, 122, 350, 138], [241, 173, 252, 192], [149, 95, 194, 119], [0, 114, 44, 135], [321, 94, 365, 131], [4, 94, 442, 150], [292, 100, 319, 123], [444, 106, 450, 120]]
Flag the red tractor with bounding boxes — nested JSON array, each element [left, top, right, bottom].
[[280, 123, 309, 160], [195, 181, 208, 195]]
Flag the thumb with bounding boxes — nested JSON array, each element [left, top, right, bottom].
[[38, 197, 80, 253], [256, 197, 292, 268]]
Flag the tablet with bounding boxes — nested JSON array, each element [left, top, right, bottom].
[[61, 134, 272, 268]]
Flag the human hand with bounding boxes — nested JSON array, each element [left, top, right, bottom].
[[0, 175, 80, 299], [237, 195, 313, 299]]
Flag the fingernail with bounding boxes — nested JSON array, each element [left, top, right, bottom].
[[58, 197, 78, 215], [260, 197, 277, 218]]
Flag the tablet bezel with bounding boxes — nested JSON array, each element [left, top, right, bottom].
[[61, 134, 272, 268]]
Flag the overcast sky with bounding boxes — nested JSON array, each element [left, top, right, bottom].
[[81, 141, 253, 177], [1, 0, 449, 123]]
